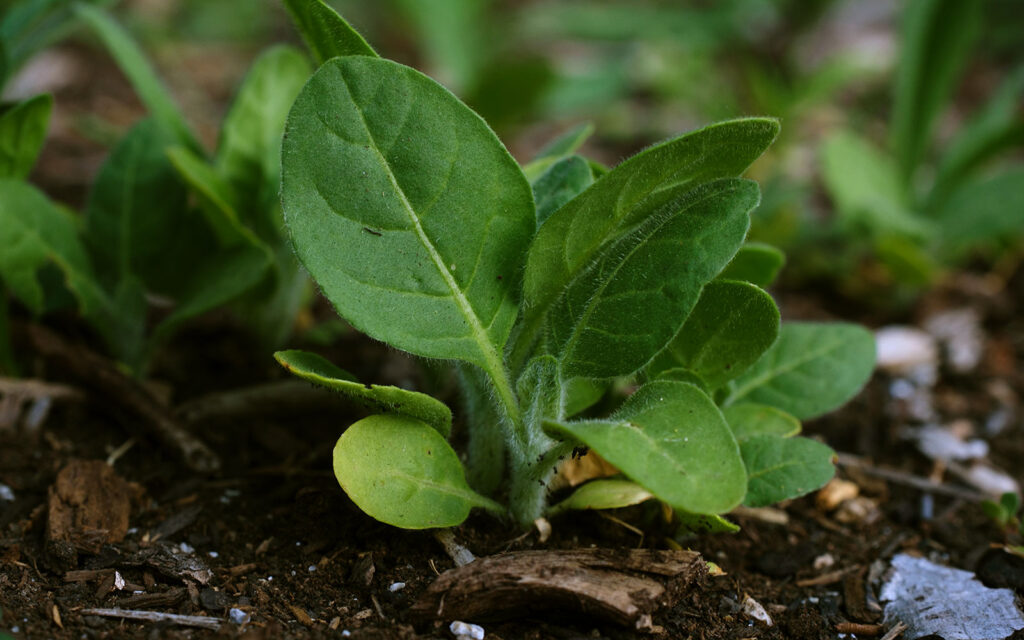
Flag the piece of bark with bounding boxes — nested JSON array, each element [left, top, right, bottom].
[[410, 548, 704, 630], [47, 460, 141, 554], [117, 588, 186, 610], [25, 324, 220, 473], [123, 543, 214, 585]]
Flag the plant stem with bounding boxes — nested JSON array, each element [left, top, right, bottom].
[[508, 440, 573, 526]]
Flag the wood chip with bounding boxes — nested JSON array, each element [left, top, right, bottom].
[[79, 607, 221, 630], [410, 548, 704, 630], [46, 459, 141, 553], [51, 604, 63, 629], [288, 604, 314, 626]]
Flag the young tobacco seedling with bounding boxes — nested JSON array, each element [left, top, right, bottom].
[[275, 1, 876, 529]]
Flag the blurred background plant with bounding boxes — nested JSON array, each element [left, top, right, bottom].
[[1, 0, 1022, 376]]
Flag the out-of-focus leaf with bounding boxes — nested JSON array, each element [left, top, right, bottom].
[[0, 93, 52, 178], [935, 168, 1024, 256], [718, 242, 785, 287]]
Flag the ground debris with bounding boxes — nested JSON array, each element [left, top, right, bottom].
[[880, 553, 1024, 639], [46, 459, 141, 554], [410, 548, 704, 630], [77, 607, 221, 630]]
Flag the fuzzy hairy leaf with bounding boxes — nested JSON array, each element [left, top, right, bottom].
[[281, 56, 535, 370], [545, 381, 746, 515], [722, 403, 801, 442], [741, 434, 835, 507], [275, 349, 452, 436], [282, 0, 377, 65], [0, 93, 52, 178], [532, 155, 593, 226], [718, 242, 785, 287], [523, 122, 594, 180], [727, 322, 875, 420], [549, 179, 757, 380], [647, 279, 779, 390], [333, 414, 502, 529], [516, 119, 778, 368]]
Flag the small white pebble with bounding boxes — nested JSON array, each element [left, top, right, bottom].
[[388, 582, 406, 592], [308, 565, 317, 572], [295, 541, 302, 546], [208, 551, 219, 558], [291, 570, 296, 576], [450, 620, 485, 639], [179, 542, 194, 554], [341, 631, 351, 638], [113, 571, 126, 591], [1, 484, 18, 501], [229, 608, 250, 625], [267, 576, 273, 581], [741, 595, 773, 626]]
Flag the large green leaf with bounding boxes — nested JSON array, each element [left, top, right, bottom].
[[545, 381, 746, 515], [73, 3, 200, 152], [718, 242, 785, 287], [647, 279, 779, 389], [726, 322, 876, 420], [548, 179, 757, 380], [333, 414, 503, 529], [518, 118, 778, 364], [935, 168, 1024, 256], [216, 45, 310, 233], [275, 349, 452, 437], [281, 56, 535, 374], [820, 130, 924, 237], [83, 119, 189, 292], [741, 434, 835, 507], [532, 154, 594, 226], [722, 403, 800, 443], [891, 0, 981, 180], [281, 0, 377, 65], [0, 93, 52, 178], [0, 179, 108, 316]]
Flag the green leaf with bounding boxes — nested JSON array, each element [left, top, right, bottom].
[[653, 367, 709, 391], [545, 380, 746, 515], [282, 0, 377, 65], [216, 45, 310, 233], [563, 377, 607, 418], [932, 68, 1024, 200], [0, 93, 52, 178], [741, 434, 835, 507], [548, 179, 757, 380], [721, 403, 801, 442], [820, 130, 925, 237], [532, 154, 594, 226], [281, 56, 535, 375], [891, 0, 981, 181], [83, 119, 189, 292], [333, 414, 503, 529], [676, 511, 739, 534], [718, 242, 785, 287], [547, 478, 653, 516], [727, 322, 876, 420], [166, 145, 259, 247], [0, 179, 107, 316], [275, 349, 452, 437], [518, 118, 779, 365], [392, 0, 488, 91], [935, 168, 1024, 256], [522, 121, 594, 181], [457, 362, 506, 494], [73, 3, 200, 152], [647, 279, 779, 389]]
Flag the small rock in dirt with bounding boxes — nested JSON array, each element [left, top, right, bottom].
[[912, 424, 988, 461], [199, 587, 231, 611], [881, 553, 1024, 640], [450, 620, 485, 639], [834, 496, 882, 526], [875, 326, 938, 377], [228, 608, 250, 625], [976, 549, 1024, 592], [961, 464, 1020, 496], [0, 483, 14, 501], [349, 553, 375, 587], [389, 581, 406, 592], [741, 595, 773, 626], [924, 308, 983, 373], [816, 478, 859, 511], [813, 553, 836, 570]]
